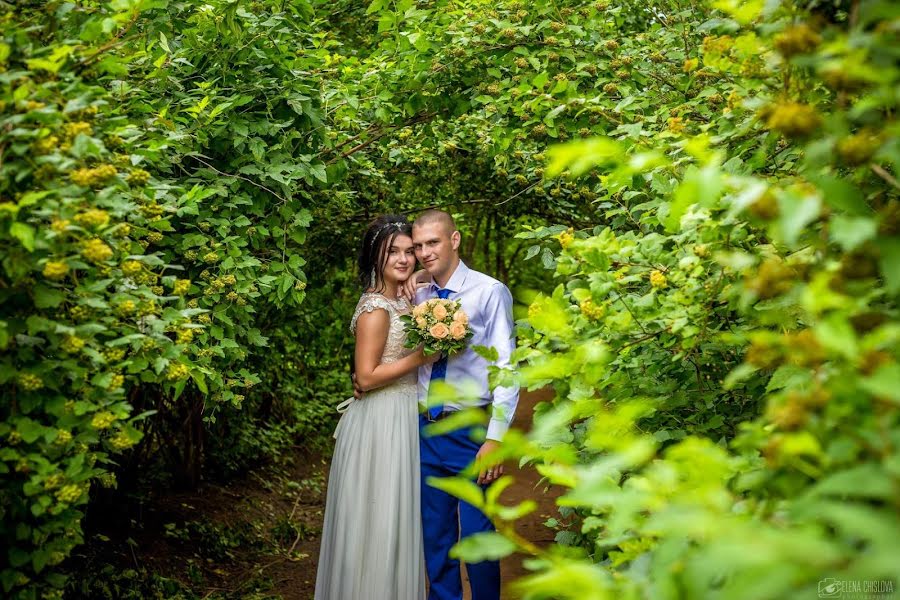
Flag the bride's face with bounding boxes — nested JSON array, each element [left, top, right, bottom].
[[381, 234, 415, 286]]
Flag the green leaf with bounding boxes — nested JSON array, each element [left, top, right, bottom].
[[450, 532, 516, 562], [878, 237, 900, 295], [33, 285, 65, 309], [545, 138, 623, 178], [422, 407, 488, 437], [807, 464, 895, 500], [425, 476, 484, 509], [472, 345, 499, 362], [830, 215, 877, 251], [860, 364, 900, 404], [776, 190, 820, 246], [9, 222, 35, 251]]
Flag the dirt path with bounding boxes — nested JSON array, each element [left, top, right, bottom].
[[70, 389, 561, 599], [287, 387, 561, 600], [463, 387, 560, 600]]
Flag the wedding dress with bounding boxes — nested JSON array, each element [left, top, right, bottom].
[[314, 293, 426, 600]]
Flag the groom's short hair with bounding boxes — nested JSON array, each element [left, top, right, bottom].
[[413, 209, 456, 233]]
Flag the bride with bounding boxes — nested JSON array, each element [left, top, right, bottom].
[[314, 215, 435, 600]]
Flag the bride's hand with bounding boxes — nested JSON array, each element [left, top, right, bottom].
[[399, 269, 428, 301], [416, 347, 442, 366]]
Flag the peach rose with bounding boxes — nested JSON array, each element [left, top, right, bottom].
[[452, 310, 468, 325], [431, 303, 448, 321], [416, 316, 428, 329], [413, 303, 427, 318], [429, 323, 450, 339], [449, 322, 467, 340]]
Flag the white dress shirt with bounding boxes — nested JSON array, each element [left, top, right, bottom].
[[415, 261, 519, 441]]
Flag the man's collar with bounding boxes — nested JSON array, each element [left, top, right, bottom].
[[430, 260, 469, 293]]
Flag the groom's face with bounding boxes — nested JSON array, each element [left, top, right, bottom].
[[412, 221, 460, 278]]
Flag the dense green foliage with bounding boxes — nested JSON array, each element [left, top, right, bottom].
[[418, 1, 900, 599], [1, 0, 898, 597]]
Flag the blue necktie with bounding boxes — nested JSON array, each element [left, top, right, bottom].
[[428, 288, 451, 419]]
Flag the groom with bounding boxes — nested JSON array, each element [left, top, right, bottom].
[[409, 209, 519, 600]]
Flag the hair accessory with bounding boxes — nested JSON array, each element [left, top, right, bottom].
[[369, 221, 407, 248]]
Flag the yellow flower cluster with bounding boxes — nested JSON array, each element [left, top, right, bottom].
[[33, 135, 59, 154], [765, 102, 821, 138], [70, 164, 117, 187], [177, 328, 194, 344], [702, 35, 733, 55], [91, 411, 116, 429], [60, 335, 85, 354], [51, 218, 70, 233], [121, 260, 143, 277], [604, 39, 619, 51], [126, 168, 150, 185], [603, 83, 618, 95], [667, 117, 685, 133], [579, 299, 606, 320], [74, 209, 110, 229], [104, 347, 126, 362], [107, 374, 124, 390], [558, 228, 575, 249], [167, 363, 190, 380], [203, 251, 219, 263], [139, 202, 164, 218], [18, 373, 43, 391], [70, 306, 89, 323], [62, 121, 93, 138], [8, 431, 22, 445], [55, 484, 82, 504], [650, 270, 668, 288], [43, 260, 69, 279], [773, 24, 820, 58], [55, 429, 73, 445], [109, 431, 135, 450], [116, 300, 136, 316], [43, 474, 64, 490], [746, 258, 794, 299], [682, 58, 699, 72], [81, 238, 113, 263], [837, 132, 880, 166]]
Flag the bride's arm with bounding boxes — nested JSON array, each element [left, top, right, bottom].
[[354, 309, 433, 392]]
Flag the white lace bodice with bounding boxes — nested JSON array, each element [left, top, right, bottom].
[[350, 293, 415, 368]]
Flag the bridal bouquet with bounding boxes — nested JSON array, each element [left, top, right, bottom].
[[402, 298, 473, 356]]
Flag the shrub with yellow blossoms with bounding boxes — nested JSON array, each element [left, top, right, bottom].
[[81, 238, 113, 263]]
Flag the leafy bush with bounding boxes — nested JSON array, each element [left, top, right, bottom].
[[418, 0, 900, 597]]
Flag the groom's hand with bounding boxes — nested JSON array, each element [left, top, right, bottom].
[[475, 439, 503, 485]]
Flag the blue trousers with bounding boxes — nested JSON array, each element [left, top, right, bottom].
[[419, 415, 501, 600]]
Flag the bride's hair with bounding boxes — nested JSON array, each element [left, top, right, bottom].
[[358, 215, 412, 291]]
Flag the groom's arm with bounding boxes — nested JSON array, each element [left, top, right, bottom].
[[482, 282, 518, 442]]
